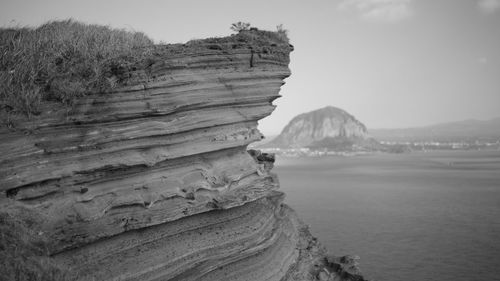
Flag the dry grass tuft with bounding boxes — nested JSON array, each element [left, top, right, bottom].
[[0, 208, 77, 281], [0, 19, 153, 116]]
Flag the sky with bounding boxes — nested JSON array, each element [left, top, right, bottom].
[[1, 0, 499, 135]]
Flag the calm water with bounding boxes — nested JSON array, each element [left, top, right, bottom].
[[275, 150, 500, 281]]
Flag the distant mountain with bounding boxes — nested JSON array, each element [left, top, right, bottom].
[[261, 106, 382, 151], [369, 117, 500, 142]]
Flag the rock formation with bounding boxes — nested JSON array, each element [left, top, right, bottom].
[[264, 106, 381, 151], [0, 30, 366, 281]]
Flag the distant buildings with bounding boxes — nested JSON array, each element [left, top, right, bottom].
[[260, 139, 500, 157], [379, 139, 500, 151]]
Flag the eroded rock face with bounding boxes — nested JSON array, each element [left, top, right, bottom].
[[0, 31, 365, 281]]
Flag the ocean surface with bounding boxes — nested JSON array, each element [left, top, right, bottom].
[[275, 150, 500, 281]]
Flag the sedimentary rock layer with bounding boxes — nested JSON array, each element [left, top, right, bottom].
[[0, 31, 364, 281]]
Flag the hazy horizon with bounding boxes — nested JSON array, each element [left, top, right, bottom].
[[261, 115, 500, 139], [2, 0, 499, 135], [370, 115, 500, 130], [262, 107, 500, 135]]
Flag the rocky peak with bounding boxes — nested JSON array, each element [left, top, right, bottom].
[[267, 106, 370, 148]]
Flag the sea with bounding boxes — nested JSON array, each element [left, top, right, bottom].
[[275, 150, 500, 281]]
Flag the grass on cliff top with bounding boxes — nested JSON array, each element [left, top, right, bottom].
[[0, 20, 290, 119], [187, 28, 289, 47], [0, 19, 154, 117]]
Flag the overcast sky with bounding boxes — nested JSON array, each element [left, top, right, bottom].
[[1, 0, 499, 135]]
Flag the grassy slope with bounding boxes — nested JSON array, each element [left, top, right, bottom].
[[0, 19, 154, 117]]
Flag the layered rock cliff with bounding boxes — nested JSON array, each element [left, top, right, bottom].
[[0, 30, 366, 281], [264, 106, 381, 151]]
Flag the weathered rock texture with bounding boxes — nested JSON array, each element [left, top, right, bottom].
[[0, 31, 365, 281]]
